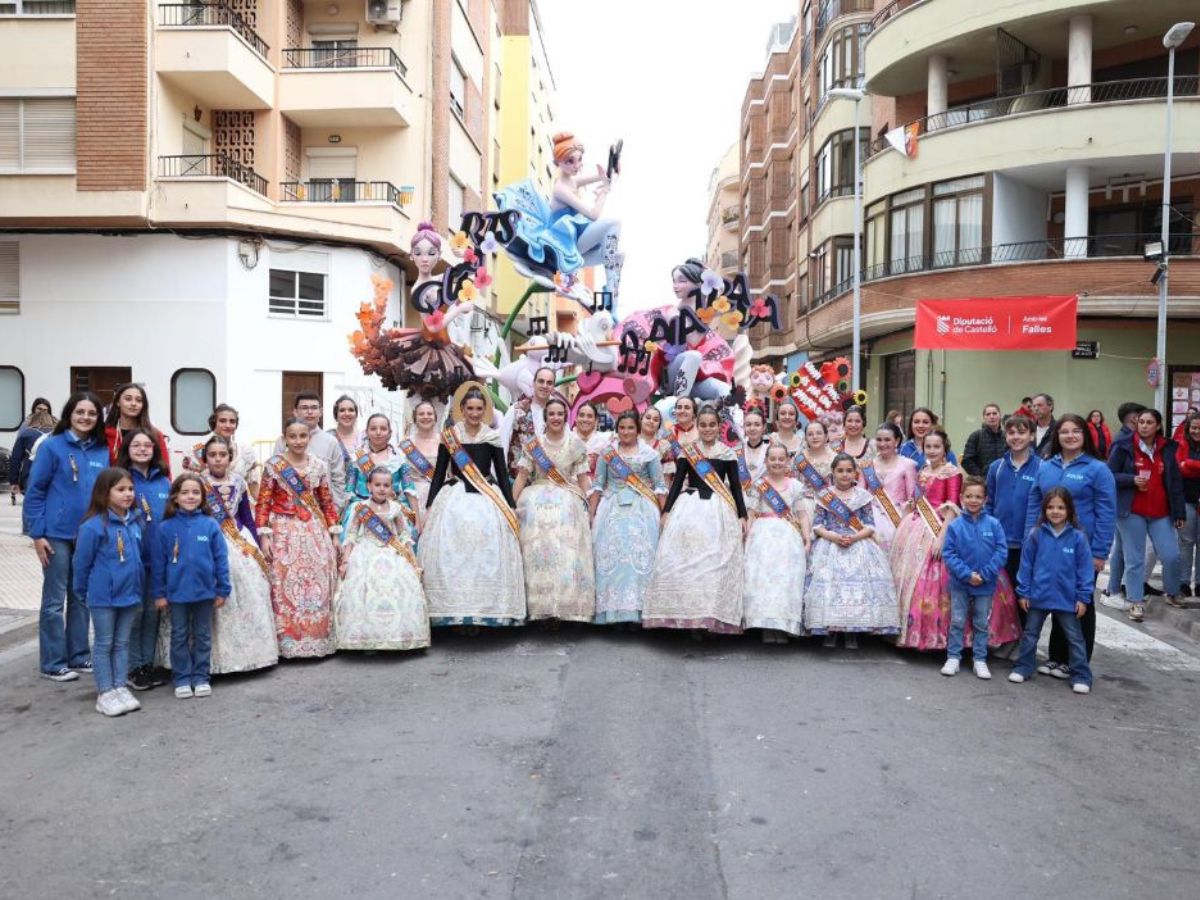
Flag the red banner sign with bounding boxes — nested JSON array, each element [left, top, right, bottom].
[[914, 295, 1077, 351]]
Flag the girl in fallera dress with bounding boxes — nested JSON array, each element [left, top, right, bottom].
[[591, 409, 667, 625], [572, 402, 610, 480], [342, 413, 420, 542], [644, 405, 747, 635], [794, 419, 838, 523], [805, 454, 901, 647], [419, 383, 526, 628], [255, 419, 341, 659], [328, 395, 362, 476], [738, 408, 769, 486], [183, 404, 261, 498], [199, 436, 277, 674], [743, 442, 811, 642], [773, 401, 803, 456], [860, 423, 918, 550], [889, 429, 1021, 651], [514, 397, 596, 622], [399, 400, 442, 513], [839, 406, 873, 461], [639, 405, 675, 481], [669, 396, 699, 456], [334, 468, 430, 652]]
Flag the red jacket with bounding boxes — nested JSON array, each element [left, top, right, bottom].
[[106, 426, 172, 478], [1088, 422, 1113, 459]]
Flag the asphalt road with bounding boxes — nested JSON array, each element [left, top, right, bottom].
[[2, 620, 1199, 900]]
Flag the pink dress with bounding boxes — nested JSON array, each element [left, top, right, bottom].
[[888, 469, 1022, 651], [861, 456, 917, 549]]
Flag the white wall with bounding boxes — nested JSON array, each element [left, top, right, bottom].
[[991, 172, 1048, 249]]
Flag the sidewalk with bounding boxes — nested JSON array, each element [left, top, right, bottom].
[[0, 497, 41, 644]]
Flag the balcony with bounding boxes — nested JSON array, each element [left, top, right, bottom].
[[279, 47, 412, 127], [719, 250, 739, 271], [280, 180, 412, 207], [814, 0, 873, 42], [721, 206, 739, 229], [158, 152, 268, 195], [0, 1, 75, 14], [156, 2, 274, 109]]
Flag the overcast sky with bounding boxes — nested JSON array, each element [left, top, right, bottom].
[[536, 0, 799, 312]]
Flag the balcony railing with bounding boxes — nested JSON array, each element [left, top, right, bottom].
[[158, 153, 268, 197], [809, 233, 1200, 310], [158, 2, 269, 59], [0, 1, 76, 15], [814, 0, 873, 41], [870, 76, 1200, 156], [282, 46, 408, 79], [719, 250, 739, 270], [279, 180, 412, 206], [869, 0, 930, 32]]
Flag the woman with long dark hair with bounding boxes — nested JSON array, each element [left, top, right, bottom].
[[104, 383, 171, 475], [23, 392, 110, 681]]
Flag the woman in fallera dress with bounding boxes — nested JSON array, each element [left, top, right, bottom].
[[838, 406, 873, 461], [639, 405, 674, 481], [255, 419, 341, 659], [644, 404, 747, 634], [334, 467, 430, 652], [591, 409, 667, 625], [794, 419, 838, 523], [860, 422, 917, 551], [772, 400, 803, 456], [513, 397, 595, 623], [398, 400, 441, 513], [738, 407, 770, 487], [419, 383, 526, 628], [743, 442, 811, 642], [341, 413, 420, 542], [572, 402, 610, 479], [183, 403, 261, 497]]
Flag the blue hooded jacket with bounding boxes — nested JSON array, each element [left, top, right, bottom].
[[71, 511, 146, 608], [985, 451, 1041, 548], [130, 466, 171, 559], [22, 431, 110, 541], [1024, 453, 1116, 562], [942, 510, 1008, 593], [1016, 522, 1094, 612], [151, 510, 231, 603]]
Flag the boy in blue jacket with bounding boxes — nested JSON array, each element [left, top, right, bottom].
[[941, 476, 1007, 680], [985, 414, 1040, 600], [1010, 487, 1094, 694], [151, 474, 230, 699]]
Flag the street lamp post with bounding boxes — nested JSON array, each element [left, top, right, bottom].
[[828, 86, 866, 393], [1155, 21, 1195, 414]]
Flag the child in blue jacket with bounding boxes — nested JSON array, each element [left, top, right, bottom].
[[72, 467, 146, 717], [940, 476, 1007, 680], [1010, 487, 1094, 694], [151, 474, 231, 700]]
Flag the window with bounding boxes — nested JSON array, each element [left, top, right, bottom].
[[0, 97, 76, 172], [269, 268, 327, 318], [799, 175, 810, 223], [796, 273, 808, 314], [865, 199, 886, 275], [814, 128, 867, 204], [171, 369, 216, 435], [0, 367, 23, 431], [889, 187, 926, 273], [932, 176, 985, 266], [816, 24, 868, 100], [493, 64, 502, 109], [0, 241, 17, 314], [312, 39, 358, 68], [0, 1, 75, 14], [448, 178, 465, 231], [450, 57, 466, 119]]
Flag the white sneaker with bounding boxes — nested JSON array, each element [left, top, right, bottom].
[[1072, 683, 1091, 695], [115, 687, 141, 713], [193, 683, 212, 698], [1099, 593, 1126, 610], [940, 658, 960, 676], [973, 661, 992, 680], [1008, 672, 1026, 684], [95, 691, 125, 717], [174, 685, 194, 699]]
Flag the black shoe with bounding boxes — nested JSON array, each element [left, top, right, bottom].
[[1144, 582, 1164, 597], [150, 667, 170, 688], [128, 666, 154, 692], [1181, 584, 1193, 598]]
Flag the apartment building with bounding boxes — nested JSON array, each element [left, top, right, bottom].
[[739, 0, 1200, 437], [704, 142, 740, 279], [0, 0, 517, 458]]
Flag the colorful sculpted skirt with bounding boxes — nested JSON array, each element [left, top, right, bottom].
[[743, 517, 807, 635], [517, 483, 595, 622], [643, 492, 744, 634], [592, 488, 661, 624]]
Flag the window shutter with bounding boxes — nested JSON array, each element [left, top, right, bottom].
[[0, 242, 18, 314], [0, 100, 18, 170], [306, 152, 356, 180], [22, 98, 76, 169]]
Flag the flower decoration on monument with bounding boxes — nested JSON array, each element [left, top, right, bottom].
[[449, 230, 470, 256], [480, 232, 499, 255], [700, 268, 724, 298]]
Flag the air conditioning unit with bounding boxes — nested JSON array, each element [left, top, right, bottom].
[[366, 0, 402, 28]]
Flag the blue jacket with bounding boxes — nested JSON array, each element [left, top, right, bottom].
[[71, 511, 146, 608], [8, 423, 51, 489], [150, 510, 231, 603], [942, 510, 1008, 593], [1024, 453, 1116, 562], [22, 432, 110, 541], [1107, 431, 1186, 521], [1016, 522, 1094, 612], [985, 451, 1041, 548], [130, 466, 171, 560]]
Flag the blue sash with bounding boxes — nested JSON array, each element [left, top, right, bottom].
[[754, 478, 803, 533], [796, 457, 863, 530], [672, 440, 736, 511], [399, 438, 434, 479], [602, 446, 659, 506], [735, 448, 752, 492], [267, 456, 323, 522], [355, 504, 419, 568]]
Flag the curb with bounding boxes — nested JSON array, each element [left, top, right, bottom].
[[1145, 601, 1200, 643], [0, 617, 36, 654]]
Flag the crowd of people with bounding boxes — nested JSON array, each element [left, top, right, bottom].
[[12, 379, 1199, 717]]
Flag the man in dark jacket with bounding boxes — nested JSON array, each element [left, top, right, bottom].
[[962, 403, 1007, 476], [1031, 393, 1057, 458]]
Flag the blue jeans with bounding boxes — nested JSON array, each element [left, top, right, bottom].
[[169, 601, 214, 688], [1117, 514, 1181, 600], [39, 538, 91, 673], [947, 585, 992, 662], [127, 575, 159, 670], [1109, 523, 1158, 595], [1178, 503, 1200, 587], [1015, 607, 1093, 687], [90, 605, 138, 694]]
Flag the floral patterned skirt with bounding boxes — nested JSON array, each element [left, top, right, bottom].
[[592, 490, 660, 624], [333, 540, 430, 651], [743, 517, 807, 635], [518, 483, 595, 622], [268, 514, 338, 658]]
